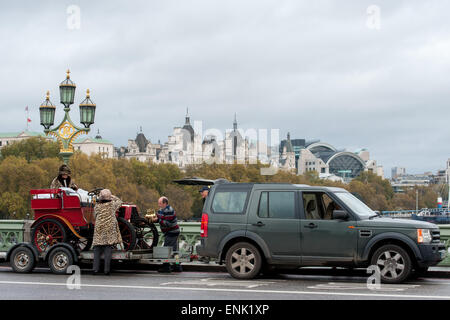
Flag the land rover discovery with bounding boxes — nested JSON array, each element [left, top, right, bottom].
[[193, 181, 446, 283]]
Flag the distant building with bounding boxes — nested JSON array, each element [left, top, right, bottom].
[[117, 113, 272, 170], [278, 138, 383, 182], [391, 172, 432, 193], [73, 130, 114, 158], [0, 131, 51, 149], [391, 167, 406, 179]]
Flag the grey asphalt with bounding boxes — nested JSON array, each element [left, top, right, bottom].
[[1, 261, 450, 300]]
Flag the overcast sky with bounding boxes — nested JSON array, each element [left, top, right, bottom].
[[1, 1, 449, 177]]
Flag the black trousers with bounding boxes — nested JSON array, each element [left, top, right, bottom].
[[162, 232, 180, 269], [163, 232, 180, 251], [93, 245, 113, 274]]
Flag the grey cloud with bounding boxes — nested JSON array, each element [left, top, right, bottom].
[[1, 0, 450, 176]]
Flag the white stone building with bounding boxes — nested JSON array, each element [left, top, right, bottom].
[[73, 131, 115, 158], [0, 131, 51, 149]]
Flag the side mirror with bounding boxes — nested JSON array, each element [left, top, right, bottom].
[[332, 210, 349, 220]]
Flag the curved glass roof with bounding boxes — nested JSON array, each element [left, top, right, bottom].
[[328, 153, 365, 179]]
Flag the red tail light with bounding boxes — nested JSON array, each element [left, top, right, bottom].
[[201, 213, 208, 238]]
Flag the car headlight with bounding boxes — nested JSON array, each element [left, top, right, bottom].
[[417, 229, 433, 244]]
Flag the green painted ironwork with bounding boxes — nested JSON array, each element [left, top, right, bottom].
[[41, 71, 94, 164], [0, 220, 24, 252], [155, 222, 201, 256], [45, 107, 90, 164], [438, 225, 450, 266]]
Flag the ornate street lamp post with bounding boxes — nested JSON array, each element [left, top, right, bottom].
[[39, 70, 96, 164]]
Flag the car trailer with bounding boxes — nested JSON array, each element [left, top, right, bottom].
[[7, 242, 191, 275]]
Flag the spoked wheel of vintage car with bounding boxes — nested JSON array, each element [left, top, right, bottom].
[[32, 219, 68, 252], [133, 218, 159, 250], [117, 217, 137, 251]]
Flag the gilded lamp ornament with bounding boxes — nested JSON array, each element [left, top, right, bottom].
[[39, 70, 96, 164]]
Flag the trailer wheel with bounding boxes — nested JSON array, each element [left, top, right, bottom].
[[10, 246, 36, 273], [117, 217, 136, 251], [48, 247, 74, 274]]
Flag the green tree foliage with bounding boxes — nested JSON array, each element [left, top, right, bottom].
[[0, 137, 61, 162], [354, 171, 394, 200]]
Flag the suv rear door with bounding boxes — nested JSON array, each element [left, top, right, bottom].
[[246, 189, 301, 264], [299, 191, 358, 265]]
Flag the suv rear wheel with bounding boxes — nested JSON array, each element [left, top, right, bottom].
[[370, 244, 412, 284], [225, 242, 262, 280]]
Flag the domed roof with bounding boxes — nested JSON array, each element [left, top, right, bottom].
[[182, 110, 194, 142], [135, 132, 149, 152]]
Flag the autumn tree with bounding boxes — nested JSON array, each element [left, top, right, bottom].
[[0, 137, 61, 162], [163, 184, 193, 220]]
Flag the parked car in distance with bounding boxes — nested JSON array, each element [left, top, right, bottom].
[[195, 181, 446, 283]]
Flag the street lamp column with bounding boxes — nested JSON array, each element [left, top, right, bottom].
[[39, 70, 96, 164]]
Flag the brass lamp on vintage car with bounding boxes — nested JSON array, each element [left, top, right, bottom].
[[145, 209, 157, 221]]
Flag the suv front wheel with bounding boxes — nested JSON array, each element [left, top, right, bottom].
[[370, 244, 412, 284], [225, 242, 262, 280]]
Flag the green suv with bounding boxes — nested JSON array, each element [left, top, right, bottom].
[[194, 181, 446, 283]]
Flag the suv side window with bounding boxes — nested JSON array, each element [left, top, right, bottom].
[[212, 191, 248, 213], [302, 192, 342, 220], [258, 191, 296, 219]]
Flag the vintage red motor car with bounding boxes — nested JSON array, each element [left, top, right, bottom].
[[29, 188, 158, 252]]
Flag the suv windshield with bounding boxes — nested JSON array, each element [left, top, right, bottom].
[[334, 192, 375, 219]]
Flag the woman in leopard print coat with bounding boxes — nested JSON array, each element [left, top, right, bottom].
[[92, 189, 123, 275], [93, 190, 123, 246]]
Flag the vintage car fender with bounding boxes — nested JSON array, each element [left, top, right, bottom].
[[31, 214, 83, 239]]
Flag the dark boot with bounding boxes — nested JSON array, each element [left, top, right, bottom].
[[172, 264, 183, 272]]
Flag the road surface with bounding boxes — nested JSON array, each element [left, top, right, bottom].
[[1, 262, 450, 300]]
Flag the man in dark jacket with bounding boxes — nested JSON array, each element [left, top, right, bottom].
[[152, 196, 182, 273]]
